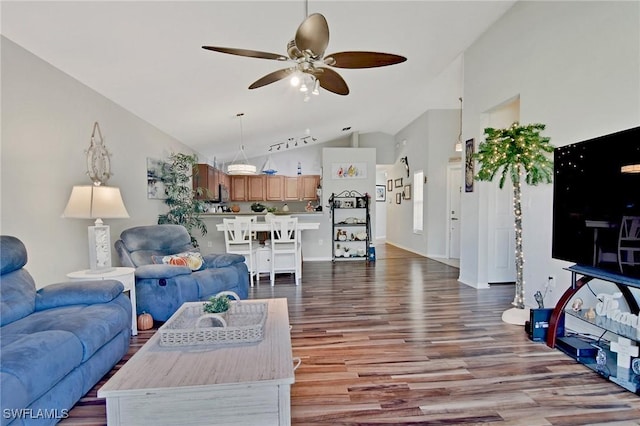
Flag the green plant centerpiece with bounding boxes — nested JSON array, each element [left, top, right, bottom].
[[251, 202, 266, 212], [158, 152, 208, 247], [203, 294, 231, 314], [474, 122, 554, 314]]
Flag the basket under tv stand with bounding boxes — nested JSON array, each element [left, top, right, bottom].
[[546, 264, 640, 394]]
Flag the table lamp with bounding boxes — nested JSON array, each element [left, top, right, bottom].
[[63, 184, 129, 272]]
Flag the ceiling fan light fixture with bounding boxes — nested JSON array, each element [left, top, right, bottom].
[[312, 78, 320, 95], [300, 82, 308, 92], [290, 74, 300, 87]]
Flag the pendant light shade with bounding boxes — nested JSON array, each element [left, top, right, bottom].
[[227, 113, 257, 175]]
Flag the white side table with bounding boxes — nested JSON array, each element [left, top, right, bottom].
[[67, 267, 137, 336]]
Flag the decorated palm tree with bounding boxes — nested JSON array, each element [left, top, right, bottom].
[[474, 122, 554, 312]]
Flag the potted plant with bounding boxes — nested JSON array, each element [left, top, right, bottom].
[[474, 122, 554, 324], [158, 152, 208, 247]]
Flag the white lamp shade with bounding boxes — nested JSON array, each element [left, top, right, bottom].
[[63, 185, 129, 219]]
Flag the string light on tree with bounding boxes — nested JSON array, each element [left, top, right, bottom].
[[474, 122, 554, 312]]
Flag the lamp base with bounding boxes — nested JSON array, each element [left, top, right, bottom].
[[88, 223, 112, 270]]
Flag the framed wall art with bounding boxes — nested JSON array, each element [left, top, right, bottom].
[[465, 138, 475, 193], [387, 179, 393, 191], [403, 184, 411, 200], [331, 162, 367, 179], [147, 157, 168, 199], [375, 185, 386, 202], [396, 192, 402, 204], [394, 178, 403, 188]]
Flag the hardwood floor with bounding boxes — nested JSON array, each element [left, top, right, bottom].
[[61, 245, 640, 425]]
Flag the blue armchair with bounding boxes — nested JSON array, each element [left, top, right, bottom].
[[115, 224, 249, 321]]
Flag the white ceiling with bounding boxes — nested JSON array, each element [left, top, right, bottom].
[[1, 1, 516, 162]]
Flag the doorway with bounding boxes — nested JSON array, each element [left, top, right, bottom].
[[447, 163, 462, 260]]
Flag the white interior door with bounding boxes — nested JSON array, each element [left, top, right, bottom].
[[447, 165, 461, 259]]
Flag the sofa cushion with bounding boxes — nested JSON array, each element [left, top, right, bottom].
[[35, 280, 124, 311], [0, 269, 36, 327], [0, 236, 28, 275], [0, 330, 83, 407], [152, 251, 204, 271], [203, 253, 245, 268], [120, 225, 193, 253], [0, 300, 130, 362], [192, 267, 242, 299]]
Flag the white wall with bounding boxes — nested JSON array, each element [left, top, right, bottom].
[[460, 2, 640, 308], [1, 37, 197, 286], [322, 147, 377, 258]]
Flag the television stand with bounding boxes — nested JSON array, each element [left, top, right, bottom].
[[546, 265, 640, 394]]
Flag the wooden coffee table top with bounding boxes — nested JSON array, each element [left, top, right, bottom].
[[98, 298, 294, 397]]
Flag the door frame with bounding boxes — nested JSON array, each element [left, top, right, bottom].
[[446, 162, 462, 260]]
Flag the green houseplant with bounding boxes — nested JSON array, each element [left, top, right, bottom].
[[158, 152, 208, 247], [474, 122, 554, 319]]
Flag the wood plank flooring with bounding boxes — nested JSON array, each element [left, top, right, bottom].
[[60, 244, 640, 425]]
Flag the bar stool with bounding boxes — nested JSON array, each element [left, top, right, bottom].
[[269, 216, 300, 286], [223, 218, 258, 286]]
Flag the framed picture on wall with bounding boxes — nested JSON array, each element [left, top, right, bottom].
[[465, 138, 475, 193], [375, 185, 386, 202], [387, 179, 393, 191], [396, 192, 402, 204], [402, 184, 411, 200], [394, 178, 403, 188]]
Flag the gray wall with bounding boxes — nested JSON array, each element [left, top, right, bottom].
[[1, 37, 197, 285], [385, 109, 459, 257]]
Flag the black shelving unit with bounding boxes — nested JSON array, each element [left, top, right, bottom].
[[329, 190, 370, 262]]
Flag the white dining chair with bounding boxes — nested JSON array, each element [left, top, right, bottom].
[[269, 216, 300, 286], [223, 218, 258, 286]]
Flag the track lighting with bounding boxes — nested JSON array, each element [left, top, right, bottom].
[[268, 133, 318, 153]]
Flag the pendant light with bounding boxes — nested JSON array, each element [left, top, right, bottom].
[[227, 113, 257, 175]]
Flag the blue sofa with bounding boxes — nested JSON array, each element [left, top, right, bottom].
[[0, 236, 131, 426], [115, 224, 249, 321]]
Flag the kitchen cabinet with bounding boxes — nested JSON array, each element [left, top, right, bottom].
[[300, 175, 320, 200], [230, 174, 320, 202], [230, 175, 248, 201], [283, 177, 299, 201], [193, 164, 218, 200], [247, 175, 265, 201], [266, 175, 284, 201]]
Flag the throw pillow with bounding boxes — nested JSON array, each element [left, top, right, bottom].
[[152, 251, 204, 271]]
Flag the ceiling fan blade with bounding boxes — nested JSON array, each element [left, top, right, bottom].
[[202, 46, 288, 61], [295, 13, 329, 59], [324, 51, 407, 69], [249, 68, 294, 89], [315, 68, 349, 96]]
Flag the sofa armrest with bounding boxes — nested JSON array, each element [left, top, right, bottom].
[[202, 253, 245, 268], [135, 264, 192, 279], [35, 280, 124, 311]]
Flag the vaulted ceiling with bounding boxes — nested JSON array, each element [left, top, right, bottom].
[[1, 1, 516, 162]]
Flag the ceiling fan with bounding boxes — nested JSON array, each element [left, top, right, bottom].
[[202, 12, 406, 96]]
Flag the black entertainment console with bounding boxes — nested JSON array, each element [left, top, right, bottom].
[[546, 265, 640, 394]]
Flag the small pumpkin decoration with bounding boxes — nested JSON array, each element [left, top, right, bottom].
[[137, 312, 153, 331]]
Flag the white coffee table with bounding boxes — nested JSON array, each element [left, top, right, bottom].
[[98, 298, 294, 426], [67, 267, 137, 336]]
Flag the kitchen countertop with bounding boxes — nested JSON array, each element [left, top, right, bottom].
[[201, 211, 322, 216]]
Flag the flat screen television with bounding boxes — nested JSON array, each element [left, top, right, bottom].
[[552, 126, 640, 279]]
